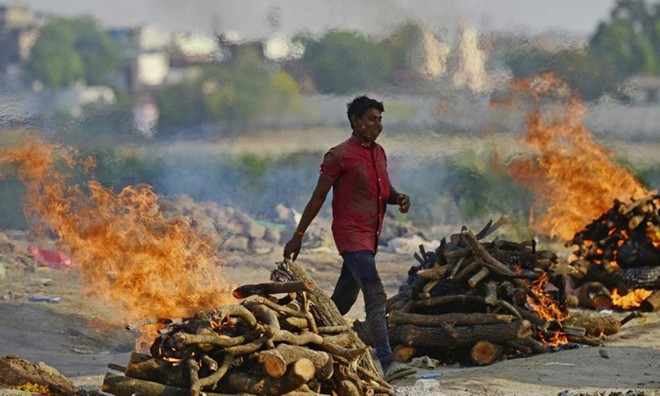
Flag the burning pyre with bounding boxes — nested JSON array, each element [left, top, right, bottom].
[[384, 218, 575, 366], [567, 194, 660, 311], [503, 74, 659, 312]]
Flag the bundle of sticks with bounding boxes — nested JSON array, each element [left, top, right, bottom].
[[103, 277, 394, 396], [384, 217, 581, 366], [567, 194, 660, 311]]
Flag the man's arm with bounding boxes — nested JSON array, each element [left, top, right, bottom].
[[283, 176, 334, 260], [388, 183, 411, 213]]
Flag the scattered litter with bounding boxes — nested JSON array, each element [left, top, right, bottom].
[[27, 295, 62, 303], [414, 378, 440, 391], [27, 245, 74, 269], [414, 372, 444, 379], [410, 355, 441, 369]]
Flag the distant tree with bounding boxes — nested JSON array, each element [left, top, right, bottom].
[[156, 51, 301, 135], [69, 16, 121, 85], [590, 0, 660, 75], [26, 16, 120, 88], [506, 46, 551, 78], [503, 0, 660, 101], [26, 20, 84, 88], [297, 30, 393, 93]]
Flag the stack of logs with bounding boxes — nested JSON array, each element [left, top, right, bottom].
[[384, 217, 577, 366], [103, 263, 393, 396], [568, 194, 660, 312]]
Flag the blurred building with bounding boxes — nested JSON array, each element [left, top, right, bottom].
[[627, 75, 660, 104], [0, 4, 38, 78], [108, 25, 172, 93], [407, 24, 451, 80]]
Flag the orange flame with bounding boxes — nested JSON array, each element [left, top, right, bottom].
[[526, 272, 568, 345], [504, 74, 648, 241], [611, 288, 652, 310], [0, 136, 233, 329]]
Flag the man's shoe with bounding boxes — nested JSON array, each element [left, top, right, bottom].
[[383, 362, 417, 382]]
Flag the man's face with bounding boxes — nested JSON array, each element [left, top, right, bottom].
[[353, 108, 383, 144]]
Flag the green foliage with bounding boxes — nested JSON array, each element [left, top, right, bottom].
[[0, 179, 26, 229], [590, 0, 660, 75], [90, 148, 164, 190], [26, 16, 121, 88], [505, 0, 660, 101], [68, 17, 121, 85], [298, 30, 393, 93], [155, 54, 302, 134], [506, 47, 550, 77], [26, 20, 84, 88]]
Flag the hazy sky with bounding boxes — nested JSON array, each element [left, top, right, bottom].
[[15, 0, 624, 40]]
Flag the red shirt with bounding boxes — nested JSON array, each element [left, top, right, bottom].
[[320, 135, 391, 254]]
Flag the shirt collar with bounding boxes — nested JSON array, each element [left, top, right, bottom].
[[350, 133, 372, 148]]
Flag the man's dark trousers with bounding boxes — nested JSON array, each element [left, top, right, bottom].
[[330, 250, 393, 368]]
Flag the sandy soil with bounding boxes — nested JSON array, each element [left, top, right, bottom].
[[1, 240, 659, 396]]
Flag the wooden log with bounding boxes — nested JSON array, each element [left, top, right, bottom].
[[190, 353, 233, 395], [578, 282, 613, 310], [476, 215, 509, 239], [470, 340, 504, 365], [259, 344, 330, 378], [389, 310, 515, 327], [282, 316, 309, 331], [462, 231, 517, 277], [220, 361, 312, 396], [207, 304, 260, 329], [232, 280, 314, 299], [564, 310, 621, 336], [274, 259, 381, 381], [504, 337, 547, 354], [243, 300, 281, 331], [393, 345, 417, 362], [124, 352, 188, 388], [417, 263, 453, 280], [448, 256, 468, 280], [332, 356, 394, 396], [618, 266, 660, 290], [483, 280, 498, 305], [641, 290, 660, 312], [317, 325, 351, 334], [468, 267, 490, 288], [390, 320, 532, 347], [102, 372, 246, 396], [452, 258, 481, 282], [337, 380, 361, 396], [401, 295, 487, 313], [0, 355, 78, 395]]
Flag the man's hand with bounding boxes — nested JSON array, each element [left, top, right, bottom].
[[397, 194, 411, 213], [283, 234, 303, 261]]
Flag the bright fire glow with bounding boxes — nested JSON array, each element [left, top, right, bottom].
[[0, 136, 233, 331], [526, 272, 568, 345], [611, 288, 652, 310], [504, 74, 648, 241]]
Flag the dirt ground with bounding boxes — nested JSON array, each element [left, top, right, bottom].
[[1, 238, 659, 396]]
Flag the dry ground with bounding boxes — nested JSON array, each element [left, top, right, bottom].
[[1, 244, 659, 396], [1, 130, 659, 395]]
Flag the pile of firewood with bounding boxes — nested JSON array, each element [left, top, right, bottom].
[[383, 217, 579, 366], [103, 265, 394, 396], [567, 194, 660, 311]]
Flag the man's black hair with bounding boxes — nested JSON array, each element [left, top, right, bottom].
[[347, 95, 384, 128]]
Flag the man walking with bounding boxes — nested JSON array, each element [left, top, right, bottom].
[[283, 95, 416, 382]]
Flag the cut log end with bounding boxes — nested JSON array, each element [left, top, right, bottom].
[[470, 340, 504, 366]]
